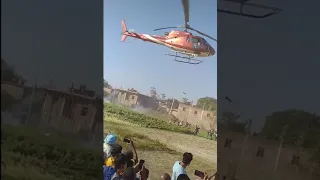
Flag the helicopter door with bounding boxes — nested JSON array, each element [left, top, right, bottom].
[[191, 37, 202, 49]]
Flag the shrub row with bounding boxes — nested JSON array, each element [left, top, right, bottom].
[[104, 103, 193, 134]]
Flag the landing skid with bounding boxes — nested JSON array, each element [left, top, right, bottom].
[[166, 52, 203, 65]]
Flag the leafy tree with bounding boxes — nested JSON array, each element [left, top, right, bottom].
[[1, 58, 26, 84], [103, 79, 112, 88], [150, 86, 157, 99], [262, 109, 320, 148], [182, 97, 189, 104], [196, 97, 217, 111], [161, 93, 166, 100], [222, 111, 240, 123], [221, 111, 246, 133], [164, 98, 179, 109]]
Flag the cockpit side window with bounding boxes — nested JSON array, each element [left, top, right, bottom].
[[192, 37, 202, 49], [186, 36, 190, 43], [192, 37, 200, 43]]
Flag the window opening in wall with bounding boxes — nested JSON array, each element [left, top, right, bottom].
[[194, 111, 198, 114], [256, 146, 265, 158], [224, 138, 232, 148], [182, 107, 186, 111], [207, 113, 210, 117], [131, 96, 135, 100], [291, 155, 300, 165], [81, 107, 88, 116]]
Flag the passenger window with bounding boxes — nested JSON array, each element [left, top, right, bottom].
[[186, 36, 190, 43]]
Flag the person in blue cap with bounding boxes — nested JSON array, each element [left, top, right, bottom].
[[104, 133, 117, 160]]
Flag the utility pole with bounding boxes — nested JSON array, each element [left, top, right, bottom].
[[200, 103, 206, 120], [169, 98, 175, 115], [274, 124, 289, 172], [188, 100, 193, 120], [26, 75, 38, 124]]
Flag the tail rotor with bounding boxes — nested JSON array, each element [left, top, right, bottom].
[[121, 20, 128, 42]]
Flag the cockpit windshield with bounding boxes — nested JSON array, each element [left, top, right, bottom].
[[202, 38, 209, 46]]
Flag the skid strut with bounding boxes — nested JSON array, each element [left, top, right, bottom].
[[218, 0, 282, 19], [166, 52, 203, 65]]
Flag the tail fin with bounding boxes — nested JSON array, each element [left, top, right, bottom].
[[121, 20, 128, 42]]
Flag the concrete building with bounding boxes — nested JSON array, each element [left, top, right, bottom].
[[172, 103, 217, 131], [218, 126, 316, 180], [111, 88, 158, 109], [1, 81, 26, 100], [40, 88, 102, 134], [1, 82, 103, 138]]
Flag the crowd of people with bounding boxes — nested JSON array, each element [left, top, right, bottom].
[[103, 134, 216, 180]]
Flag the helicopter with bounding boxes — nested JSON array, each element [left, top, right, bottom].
[[120, 0, 216, 65]]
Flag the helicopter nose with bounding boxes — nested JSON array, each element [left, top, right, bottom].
[[210, 47, 215, 56]]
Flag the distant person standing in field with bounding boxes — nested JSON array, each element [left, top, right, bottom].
[[171, 152, 193, 180], [194, 125, 200, 135], [208, 129, 214, 140], [104, 134, 117, 160]]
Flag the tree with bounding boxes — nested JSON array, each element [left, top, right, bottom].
[[222, 111, 240, 123], [262, 109, 320, 148], [196, 97, 217, 111], [150, 86, 157, 99], [161, 93, 166, 100], [182, 97, 189, 103], [1, 58, 26, 84], [103, 79, 112, 88], [221, 111, 246, 133], [164, 98, 179, 109]]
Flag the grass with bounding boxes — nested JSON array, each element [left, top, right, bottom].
[[1, 124, 102, 180], [104, 122, 176, 154], [105, 103, 216, 141], [104, 103, 193, 134]]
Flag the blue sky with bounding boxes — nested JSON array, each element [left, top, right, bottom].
[[104, 0, 217, 102]]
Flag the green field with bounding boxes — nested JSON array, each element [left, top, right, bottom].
[[104, 103, 193, 134], [1, 124, 102, 180], [104, 103, 215, 140]]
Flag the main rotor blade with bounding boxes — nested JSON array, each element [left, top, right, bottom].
[[153, 27, 179, 31], [187, 27, 217, 41], [181, 0, 190, 26]]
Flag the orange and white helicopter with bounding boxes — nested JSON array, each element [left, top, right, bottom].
[[121, 0, 216, 65]]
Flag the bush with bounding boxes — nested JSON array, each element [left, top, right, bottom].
[[1, 124, 103, 180], [104, 103, 193, 134]]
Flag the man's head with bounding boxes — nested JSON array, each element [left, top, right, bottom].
[[110, 144, 122, 157], [114, 153, 127, 172], [105, 134, 117, 145], [123, 150, 134, 160], [177, 174, 190, 180], [122, 167, 136, 180], [161, 173, 171, 180], [181, 152, 193, 167]]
